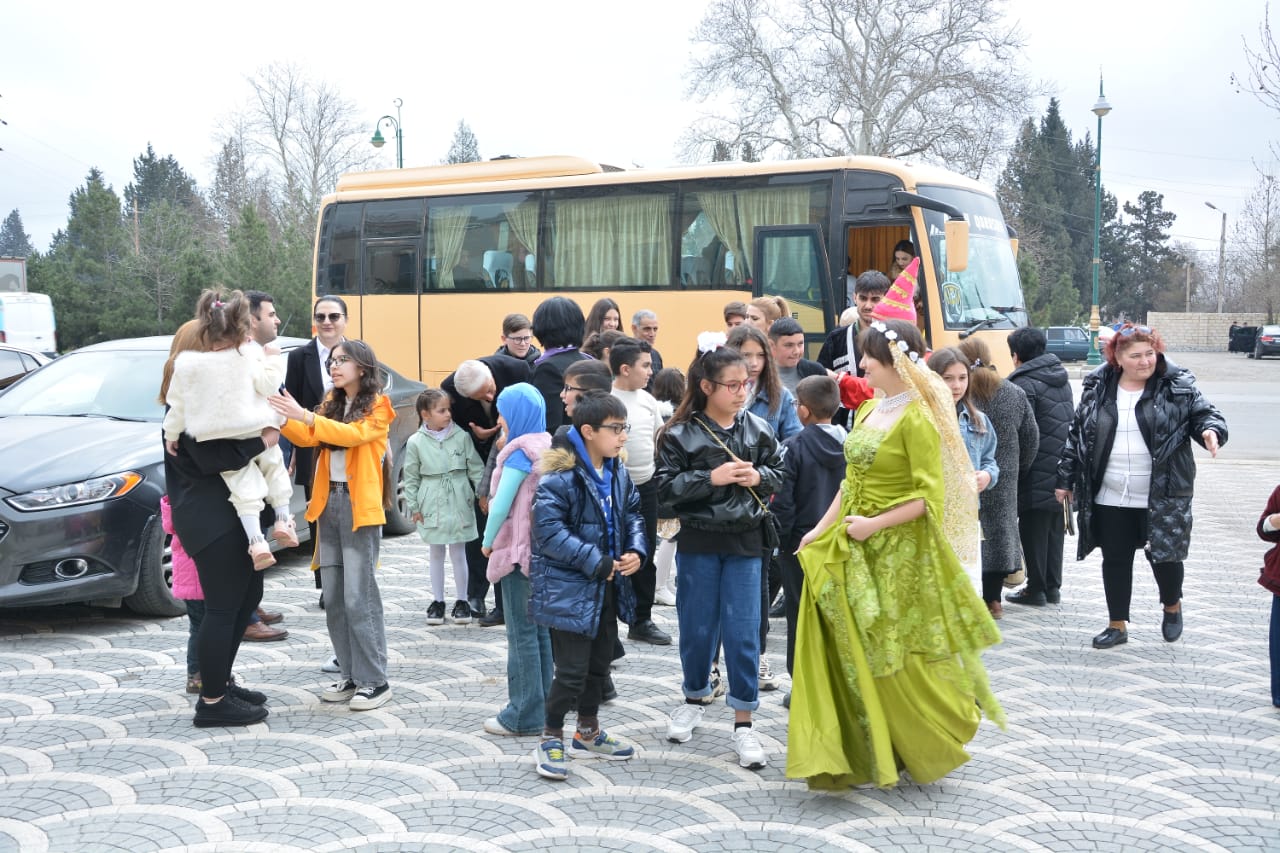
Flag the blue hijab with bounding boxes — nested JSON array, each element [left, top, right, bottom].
[[495, 382, 546, 473]]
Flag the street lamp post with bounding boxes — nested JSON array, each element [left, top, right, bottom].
[[1087, 76, 1112, 367], [1204, 201, 1227, 313], [370, 98, 404, 169]]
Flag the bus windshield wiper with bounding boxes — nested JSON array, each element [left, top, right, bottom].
[[959, 307, 1018, 339]]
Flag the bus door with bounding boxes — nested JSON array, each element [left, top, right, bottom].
[[752, 225, 832, 356]]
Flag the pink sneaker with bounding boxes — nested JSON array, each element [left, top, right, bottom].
[[272, 518, 300, 548], [249, 540, 276, 571]]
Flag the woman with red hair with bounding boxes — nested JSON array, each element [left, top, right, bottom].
[[1056, 323, 1227, 649]]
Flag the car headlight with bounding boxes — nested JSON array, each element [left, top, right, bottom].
[[5, 472, 144, 511]]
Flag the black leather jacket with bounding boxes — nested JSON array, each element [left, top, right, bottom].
[[655, 411, 784, 533], [1056, 356, 1227, 563]]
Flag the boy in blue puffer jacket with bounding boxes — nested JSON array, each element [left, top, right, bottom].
[[529, 391, 648, 781]]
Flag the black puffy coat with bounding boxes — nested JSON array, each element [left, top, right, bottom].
[[654, 411, 784, 534], [1008, 353, 1075, 513], [530, 446, 645, 637], [1056, 357, 1228, 563]]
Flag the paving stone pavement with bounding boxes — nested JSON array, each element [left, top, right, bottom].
[[2, 459, 1279, 852]]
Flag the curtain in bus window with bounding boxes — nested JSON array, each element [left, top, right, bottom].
[[551, 194, 670, 287], [429, 205, 472, 290], [694, 187, 810, 284], [694, 192, 745, 284], [504, 201, 539, 282]]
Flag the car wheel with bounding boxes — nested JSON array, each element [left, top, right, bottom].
[[124, 515, 185, 617], [382, 452, 416, 536]]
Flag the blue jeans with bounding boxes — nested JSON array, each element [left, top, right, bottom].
[[496, 571, 552, 733], [1271, 595, 1280, 708], [676, 551, 760, 711]]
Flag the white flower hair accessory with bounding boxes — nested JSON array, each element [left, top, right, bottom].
[[872, 319, 920, 362], [697, 331, 728, 354]]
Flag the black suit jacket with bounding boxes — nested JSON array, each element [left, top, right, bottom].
[[284, 338, 328, 488], [442, 354, 532, 459]]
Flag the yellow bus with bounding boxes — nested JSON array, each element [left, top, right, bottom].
[[312, 155, 1024, 384]]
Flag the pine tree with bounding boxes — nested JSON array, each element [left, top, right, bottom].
[[124, 144, 206, 217], [445, 121, 481, 164], [0, 210, 34, 257]]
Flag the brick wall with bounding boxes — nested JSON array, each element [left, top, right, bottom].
[[1145, 312, 1268, 351]]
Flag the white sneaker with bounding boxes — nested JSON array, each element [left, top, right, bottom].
[[320, 656, 341, 673], [667, 704, 705, 743], [321, 679, 356, 702], [654, 586, 677, 606], [731, 726, 768, 770], [758, 656, 778, 691]]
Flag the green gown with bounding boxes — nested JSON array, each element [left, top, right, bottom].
[[787, 401, 1005, 790]]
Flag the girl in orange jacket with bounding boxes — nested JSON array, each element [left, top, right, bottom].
[[270, 339, 396, 712]]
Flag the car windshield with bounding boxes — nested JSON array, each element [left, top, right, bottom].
[[918, 185, 1027, 331], [0, 349, 166, 421]]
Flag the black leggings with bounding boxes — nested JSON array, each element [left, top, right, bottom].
[[191, 528, 263, 700], [1093, 504, 1183, 622]]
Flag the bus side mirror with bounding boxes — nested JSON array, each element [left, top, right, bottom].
[[1009, 237, 1019, 260], [945, 219, 969, 272]]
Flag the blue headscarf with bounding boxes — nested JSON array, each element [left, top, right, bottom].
[[495, 383, 546, 473]]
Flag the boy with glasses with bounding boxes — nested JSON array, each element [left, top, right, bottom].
[[495, 313, 542, 366], [529, 391, 647, 780]]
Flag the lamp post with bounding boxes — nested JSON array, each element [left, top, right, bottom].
[[370, 98, 404, 169], [1087, 76, 1112, 366], [1204, 201, 1227, 313]]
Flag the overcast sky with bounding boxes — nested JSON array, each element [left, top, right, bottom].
[[2, 0, 1273, 274]]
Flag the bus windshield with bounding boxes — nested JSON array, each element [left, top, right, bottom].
[[919, 185, 1027, 332]]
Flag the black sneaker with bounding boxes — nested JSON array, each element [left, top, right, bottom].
[[479, 609, 505, 628], [452, 600, 473, 625], [193, 695, 268, 728], [226, 682, 267, 705], [349, 683, 392, 711], [427, 600, 446, 626]]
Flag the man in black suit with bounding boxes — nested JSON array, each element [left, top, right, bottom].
[[284, 296, 348, 610], [441, 354, 533, 626]]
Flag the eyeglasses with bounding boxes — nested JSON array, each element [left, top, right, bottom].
[[506, 334, 533, 344], [709, 379, 748, 394], [594, 422, 631, 435], [563, 383, 587, 394], [1118, 324, 1153, 336], [314, 312, 345, 323], [325, 355, 353, 369]]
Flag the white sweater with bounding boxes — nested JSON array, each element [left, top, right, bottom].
[[612, 385, 661, 485], [163, 344, 286, 442]]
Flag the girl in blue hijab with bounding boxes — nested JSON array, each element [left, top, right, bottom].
[[480, 383, 555, 735]]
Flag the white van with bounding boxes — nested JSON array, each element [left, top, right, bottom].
[[0, 293, 57, 357]]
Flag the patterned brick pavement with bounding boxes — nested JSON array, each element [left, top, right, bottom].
[[2, 458, 1279, 852]]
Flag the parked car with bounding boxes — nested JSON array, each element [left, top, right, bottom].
[[1254, 325, 1280, 359], [1044, 325, 1091, 361], [0, 343, 51, 390], [0, 335, 423, 616]]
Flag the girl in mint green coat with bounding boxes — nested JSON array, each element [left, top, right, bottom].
[[404, 389, 484, 624]]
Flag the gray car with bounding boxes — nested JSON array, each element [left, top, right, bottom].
[[0, 335, 423, 616]]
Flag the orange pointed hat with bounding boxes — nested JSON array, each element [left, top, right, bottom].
[[872, 257, 919, 323]]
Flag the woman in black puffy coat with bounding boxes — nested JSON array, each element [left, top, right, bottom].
[[1056, 324, 1227, 650]]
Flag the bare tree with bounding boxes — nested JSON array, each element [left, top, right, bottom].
[[1237, 3, 1280, 114], [683, 0, 1035, 177], [231, 63, 375, 227], [1229, 169, 1280, 321]]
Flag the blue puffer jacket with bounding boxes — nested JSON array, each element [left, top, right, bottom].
[[529, 444, 647, 637]]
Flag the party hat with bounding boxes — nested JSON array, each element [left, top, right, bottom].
[[872, 257, 919, 323]]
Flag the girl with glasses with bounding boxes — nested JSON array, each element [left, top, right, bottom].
[[269, 339, 396, 712], [654, 334, 784, 771]]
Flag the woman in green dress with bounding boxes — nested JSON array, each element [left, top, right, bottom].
[[789, 319, 1004, 789]]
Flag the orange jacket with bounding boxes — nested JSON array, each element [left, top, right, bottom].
[[282, 395, 395, 531]]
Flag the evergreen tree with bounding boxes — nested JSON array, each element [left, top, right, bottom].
[[33, 169, 131, 348], [1104, 191, 1180, 321], [124, 144, 205, 217], [0, 210, 33, 257], [445, 120, 481, 164]]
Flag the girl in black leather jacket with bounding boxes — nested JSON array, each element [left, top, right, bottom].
[[654, 339, 784, 770]]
